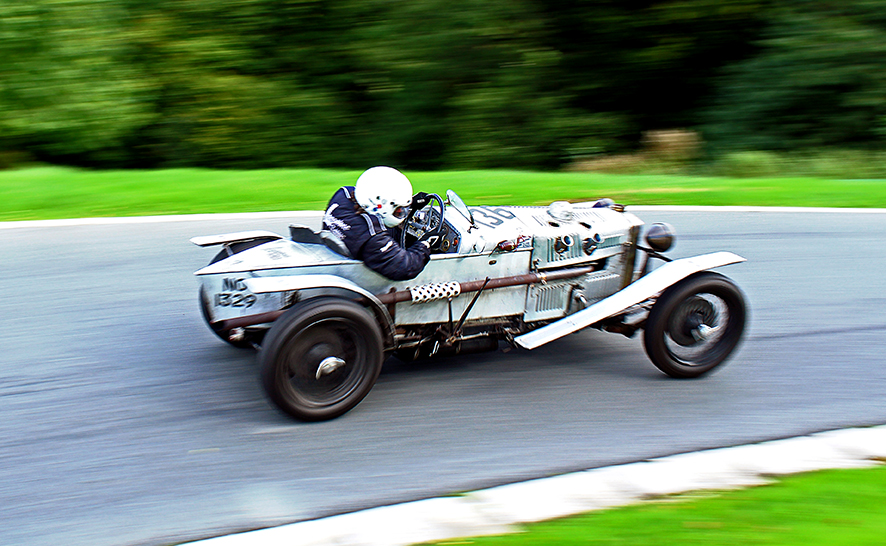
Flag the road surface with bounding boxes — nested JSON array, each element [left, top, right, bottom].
[[1, 208, 884, 546]]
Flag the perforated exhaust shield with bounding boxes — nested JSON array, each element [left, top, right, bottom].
[[409, 282, 461, 303]]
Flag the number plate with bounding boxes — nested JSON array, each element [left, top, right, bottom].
[[208, 276, 284, 320]]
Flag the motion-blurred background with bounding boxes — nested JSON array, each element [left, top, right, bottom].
[[1, 0, 884, 175]]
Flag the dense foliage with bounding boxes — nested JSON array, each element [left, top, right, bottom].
[[0, 0, 882, 170], [703, 0, 886, 153]]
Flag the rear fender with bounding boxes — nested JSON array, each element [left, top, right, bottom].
[[515, 251, 746, 350], [244, 275, 395, 348]]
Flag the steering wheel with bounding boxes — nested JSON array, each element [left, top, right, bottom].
[[401, 193, 445, 247]]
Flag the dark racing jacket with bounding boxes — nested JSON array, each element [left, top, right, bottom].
[[322, 186, 430, 281]]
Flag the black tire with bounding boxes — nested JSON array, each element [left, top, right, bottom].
[[643, 272, 746, 378], [259, 298, 384, 421]]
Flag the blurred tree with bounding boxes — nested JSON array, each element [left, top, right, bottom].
[[704, 0, 886, 151], [0, 0, 155, 165], [122, 0, 352, 167], [11, 0, 869, 170], [536, 0, 769, 149], [341, 0, 611, 169], [122, 0, 632, 169]]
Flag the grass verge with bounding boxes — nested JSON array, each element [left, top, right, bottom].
[[421, 465, 886, 546], [1, 167, 885, 222]]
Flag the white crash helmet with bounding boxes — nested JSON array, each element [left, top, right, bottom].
[[354, 166, 413, 228]]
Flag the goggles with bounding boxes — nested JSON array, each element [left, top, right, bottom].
[[392, 205, 410, 220]]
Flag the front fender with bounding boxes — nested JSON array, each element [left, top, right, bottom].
[[243, 274, 395, 347], [514, 251, 746, 350]]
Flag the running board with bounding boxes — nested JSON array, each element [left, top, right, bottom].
[[514, 251, 746, 350]]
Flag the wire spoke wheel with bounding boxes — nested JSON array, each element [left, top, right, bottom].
[[644, 272, 746, 378], [260, 298, 383, 421]]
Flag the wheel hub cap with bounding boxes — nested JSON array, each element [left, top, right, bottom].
[[669, 296, 717, 346], [316, 356, 346, 379], [692, 323, 721, 341]]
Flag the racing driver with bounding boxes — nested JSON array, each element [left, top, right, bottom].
[[323, 166, 440, 281]]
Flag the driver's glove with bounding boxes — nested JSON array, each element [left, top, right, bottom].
[[419, 231, 443, 250], [410, 191, 431, 211]]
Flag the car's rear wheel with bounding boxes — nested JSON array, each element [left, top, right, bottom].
[[259, 298, 384, 421], [643, 272, 746, 378]]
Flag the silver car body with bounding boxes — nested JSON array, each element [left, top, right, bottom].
[[193, 195, 742, 350]]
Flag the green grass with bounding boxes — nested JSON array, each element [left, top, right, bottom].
[[421, 465, 886, 546], [1, 167, 885, 221]]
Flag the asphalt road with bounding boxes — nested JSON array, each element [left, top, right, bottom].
[[1, 209, 885, 546]]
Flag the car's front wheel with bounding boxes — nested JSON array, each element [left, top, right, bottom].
[[643, 272, 746, 378], [259, 298, 384, 421]]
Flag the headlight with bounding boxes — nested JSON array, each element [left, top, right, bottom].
[[645, 223, 675, 252]]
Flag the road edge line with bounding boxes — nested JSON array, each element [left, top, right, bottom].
[[1, 206, 885, 230]]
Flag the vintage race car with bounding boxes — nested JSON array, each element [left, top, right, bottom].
[[192, 192, 746, 421]]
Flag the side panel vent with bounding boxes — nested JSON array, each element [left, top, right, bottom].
[[524, 283, 570, 321]]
